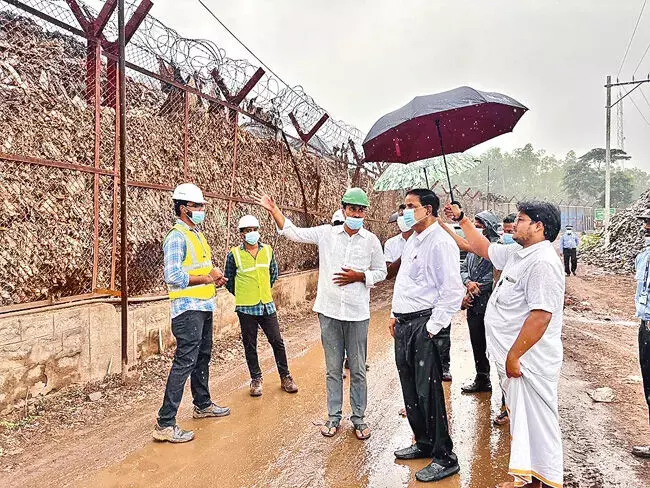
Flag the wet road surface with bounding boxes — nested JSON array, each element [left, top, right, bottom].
[[82, 306, 511, 488]]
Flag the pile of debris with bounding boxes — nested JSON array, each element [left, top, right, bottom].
[[581, 190, 650, 273]]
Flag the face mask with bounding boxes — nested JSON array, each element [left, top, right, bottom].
[[244, 231, 260, 245], [345, 216, 364, 230], [188, 210, 205, 225], [397, 216, 411, 233], [566, 230, 572, 235], [502, 233, 515, 244], [402, 207, 427, 228]]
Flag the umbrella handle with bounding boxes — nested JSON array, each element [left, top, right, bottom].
[[435, 119, 455, 202]]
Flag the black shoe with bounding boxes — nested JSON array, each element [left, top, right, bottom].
[[415, 461, 460, 482], [572, 271, 576, 276], [461, 378, 492, 394], [394, 444, 433, 460], [442, 370, 452, 382], [566, 273, 571, 277]]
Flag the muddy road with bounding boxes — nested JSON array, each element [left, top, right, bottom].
[[1, 268, 649, 487]]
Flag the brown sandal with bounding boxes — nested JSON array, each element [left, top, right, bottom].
[[320, 420, 339, 437], [354, 423, 371, 440]]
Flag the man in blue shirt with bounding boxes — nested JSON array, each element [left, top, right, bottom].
[[633, 209, 650, 459], [153, 184, 231, 444], [559, 225, 580, 276]]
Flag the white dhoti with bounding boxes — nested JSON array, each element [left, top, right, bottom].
[[500, 365, 563, 488]]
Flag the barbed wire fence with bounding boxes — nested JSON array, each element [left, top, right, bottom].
[[0, 0, 398, 311]]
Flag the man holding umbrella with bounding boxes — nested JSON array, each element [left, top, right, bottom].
[[391, 188, 464, 482], [444, 201, 564, 488]]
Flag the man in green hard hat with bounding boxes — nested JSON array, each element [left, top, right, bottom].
[[253, 187, 387, 440]]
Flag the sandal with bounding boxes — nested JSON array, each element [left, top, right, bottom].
[[354, 423, 371, 440], [320, 420, 340, 437], [493, 410, 509, 426]]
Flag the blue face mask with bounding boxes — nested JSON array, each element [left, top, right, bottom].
[[345, 216, 364, 230], [403, 207, 428, 228], [244, 231, 260, 246], [189, 210, 205, 225], [502, 233, 515, 244]]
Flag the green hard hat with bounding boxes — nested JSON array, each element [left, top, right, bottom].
[[341, 187, 369, 207]]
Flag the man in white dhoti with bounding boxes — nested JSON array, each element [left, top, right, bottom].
[[444, 201, 564, 488]]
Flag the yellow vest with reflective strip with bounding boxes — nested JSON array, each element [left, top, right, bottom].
[[165, 223, 216, 300], [231, 245, 274, 306]]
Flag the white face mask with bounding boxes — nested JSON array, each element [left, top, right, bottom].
[[397, 215, 411, 233], [566, 230, 573, 235]]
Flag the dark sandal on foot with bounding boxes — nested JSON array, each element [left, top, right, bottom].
[[354, 423, 371, 440], [320, 420, 339, 437]]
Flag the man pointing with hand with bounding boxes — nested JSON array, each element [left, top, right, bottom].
[[253, 188, 386, 440]]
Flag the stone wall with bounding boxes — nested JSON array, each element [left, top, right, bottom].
[[0, 270, 318, 413]]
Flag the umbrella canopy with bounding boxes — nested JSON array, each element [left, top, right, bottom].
[[362, 86, 528, 164], [373, 154, 478, 192]]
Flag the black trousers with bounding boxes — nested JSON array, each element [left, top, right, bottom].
[[158, 310, 213, 427], [431, 323, 451, 373], [238, 312, 290, 380], [467, 308, 490, 378], [564, 248, 577, 274], [641, 321, 650, 423], [394, 314, 457, 467]]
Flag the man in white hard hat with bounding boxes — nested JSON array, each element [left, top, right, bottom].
[[153, 183, 231, 443], [253, 188, 386, 441], [223, 214, 298, 397]]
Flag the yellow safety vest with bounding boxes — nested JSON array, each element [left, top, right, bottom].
[[231, 244, 274, 306], [165, 223, 216, 300]]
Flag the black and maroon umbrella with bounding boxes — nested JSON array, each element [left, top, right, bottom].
[[362, 86, 528, 201]]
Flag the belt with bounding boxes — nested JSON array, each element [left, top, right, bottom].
[[393, 309, 432, 323]]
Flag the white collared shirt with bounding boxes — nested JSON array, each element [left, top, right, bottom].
[[391, 221, 465, 334], [384, 233, 409, 263], [279, 218, 387, 321], [485, 240, 565, 376]]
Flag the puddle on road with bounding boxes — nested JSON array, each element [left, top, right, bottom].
[[80, 308, 510, 488]]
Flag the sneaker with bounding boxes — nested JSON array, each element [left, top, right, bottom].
[[152, 423, 194, 443], [193, 402, 231, 418], [281, 374, 299, 393], [250, 377, 263, 397]]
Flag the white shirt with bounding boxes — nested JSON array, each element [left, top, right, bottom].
[[391, 221, 465, 335], [279, 218, 387, 321], [384, 233, 408, 263], [485, 240, 565, 376]]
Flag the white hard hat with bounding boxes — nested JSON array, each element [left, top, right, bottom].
[[172, 183, 206, 204], [331, 209, 344, 223], [238, 215, 260, 229]]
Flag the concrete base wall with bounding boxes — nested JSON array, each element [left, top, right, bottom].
[[0, 270, 318, 413]]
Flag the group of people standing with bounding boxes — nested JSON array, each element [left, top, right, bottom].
[[151, 181, 650, 487]]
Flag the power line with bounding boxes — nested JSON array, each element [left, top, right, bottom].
[[633, 40, 650, 76], [629, 92, 650, 127], [640, 85, 650, 111], [194, 0, 359, 141], [619, 0, 647, 77]]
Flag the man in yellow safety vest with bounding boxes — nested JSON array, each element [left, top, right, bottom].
[[153, 183, 231, 443], [224, 215, 298, 397]]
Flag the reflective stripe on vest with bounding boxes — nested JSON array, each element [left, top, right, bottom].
[[232, 245, 274, 306], [165, 223, 216, 300]]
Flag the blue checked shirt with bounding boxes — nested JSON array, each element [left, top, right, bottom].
[[163, 220, 216, 319], [224, 242, 278, 316]]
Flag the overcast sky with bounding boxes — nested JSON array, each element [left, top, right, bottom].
[[111, 0, 650, 169]]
